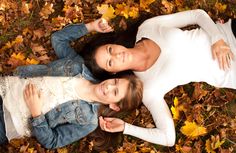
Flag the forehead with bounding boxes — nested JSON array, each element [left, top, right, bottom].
[[118, 78, 129, 96]]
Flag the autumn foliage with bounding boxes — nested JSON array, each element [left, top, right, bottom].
[[0, 0, 236, 153]]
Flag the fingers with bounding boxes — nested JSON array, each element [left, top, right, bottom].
[[212, 39, 234, 70], [98, 18, 114, 33], [99, 116, 110, 132], [24, 83, 38, 97]]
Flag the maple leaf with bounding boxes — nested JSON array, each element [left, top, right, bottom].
[[115, 3, 129, 19], [180, 121, 207, 139], [26, 58, 39, 65], [170, 97, 186, 120], [39, 2, 55, 19], [30, 43, 47, 55], [0, 35, 23, 53], [140, 0, 155, 10], [33, 28, 45, 40], [11, 52, 25, 61], [161, 0, 174, 14], [63, 5, 82, 21], [215, 2, 227, 13], [97, 4, 116, 20], [205, 136, 225, 153], [129, 6, 139, 19], [21, 1, 32, 14]]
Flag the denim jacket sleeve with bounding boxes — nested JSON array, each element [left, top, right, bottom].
[[51, 23, 88, 59], [30, 111, 98, 149]]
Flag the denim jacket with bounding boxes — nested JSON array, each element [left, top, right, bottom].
[[14, 24, 100, 149]]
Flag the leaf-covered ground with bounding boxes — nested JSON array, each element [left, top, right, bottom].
[[0, 0, 236, 153]]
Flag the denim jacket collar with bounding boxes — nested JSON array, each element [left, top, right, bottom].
[[81, 64, 99, 83]]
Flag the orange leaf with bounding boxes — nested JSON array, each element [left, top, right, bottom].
[[39, 2, 55, 19]]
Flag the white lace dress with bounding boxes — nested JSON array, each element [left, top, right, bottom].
[[0, 76, 83, 140]]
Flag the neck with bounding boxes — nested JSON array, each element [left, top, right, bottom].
[[130, 42, 149, 71]]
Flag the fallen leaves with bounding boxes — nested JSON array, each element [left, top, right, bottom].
[[0, 0, 236, 152], [97, 4, 116, 20], [180, 121, 207, 139], [0, 35, 23, 53], [39, 2, 55, 19]]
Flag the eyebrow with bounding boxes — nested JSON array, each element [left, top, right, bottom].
[[116, 79, 119, 96], [105, 45, 109, 69]]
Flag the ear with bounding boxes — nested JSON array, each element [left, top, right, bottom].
[[109, 103, 120, 112]]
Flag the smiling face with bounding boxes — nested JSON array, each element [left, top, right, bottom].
[[95, 78, 129, 104], [94, 44, 132, 73]]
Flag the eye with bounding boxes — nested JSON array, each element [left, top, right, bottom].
[[108, 46, 112, 54], [114, 89, 117, 96], [108, 60, 112, 67]]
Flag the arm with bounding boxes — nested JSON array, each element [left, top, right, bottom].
[[31, 115, 97, 149], [141, 9, 234, 70], [51, 18, 113, 59], [23, 83, 97, 149], [142, 9, 222, 44], [99, 98, 175, 146]]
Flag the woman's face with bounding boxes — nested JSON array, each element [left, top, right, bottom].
[[95, 44, 132, 73], [95, 78, 129, 104]]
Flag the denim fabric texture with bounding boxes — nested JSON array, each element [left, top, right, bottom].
[[0, 97, 8, 145], [13, 24, 100, 149]]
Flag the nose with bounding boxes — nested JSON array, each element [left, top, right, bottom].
[[106, 84, 116, 93], [110, 52, 121, 60]]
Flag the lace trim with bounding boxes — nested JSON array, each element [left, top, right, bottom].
[[0, 77, 6, 98]]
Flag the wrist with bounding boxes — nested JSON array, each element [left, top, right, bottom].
[[85, 22, 95, 32], [31, 111, 42, 118]]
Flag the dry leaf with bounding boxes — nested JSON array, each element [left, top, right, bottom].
[[115, 3, 129, 19], [215, 2, 227, 13], [140, 0, 155, 9], [180, 121, 207, 139], [39, 2, 55, 19], [97, 4, 116, 20]]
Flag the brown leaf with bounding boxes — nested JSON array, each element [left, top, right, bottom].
[[39, 2, 55, 19], [33, 28, 45, 40], [30, 43, 47, 55]]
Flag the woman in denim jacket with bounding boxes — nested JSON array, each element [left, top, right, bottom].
[[0, 19, 143, 150]]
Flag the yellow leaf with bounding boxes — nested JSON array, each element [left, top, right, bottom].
[[140, 0, 155, 9], [115, 3, 129, 19], [205, 139, 216, 153], [215, 2, 227, 13], [13, 35, 23, 44], [171, 106, 179, 120], [213, 139, 225, 149], [97, 4, 116, 20], [26, 58, 39, 65], [11, 53, 25, 61], [129, 6, 139, 19], [174, 97, 179, 106], [180, 121, 207, 138], [27, 148, 34, 153]]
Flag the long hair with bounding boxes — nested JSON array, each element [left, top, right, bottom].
[[89, 74, 143, 151], [80, 12, 152, 80]]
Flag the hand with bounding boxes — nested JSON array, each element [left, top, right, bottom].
[[23, 83, 42, 118], [211, 39, 234, 70], [85, 18, 113, 33], [99, 116, 125, 132]]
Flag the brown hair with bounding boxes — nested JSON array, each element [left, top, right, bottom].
[[89, 74, 143, 151]]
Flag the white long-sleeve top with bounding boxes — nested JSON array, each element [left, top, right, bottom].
[[124, 9, 236, 146]]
